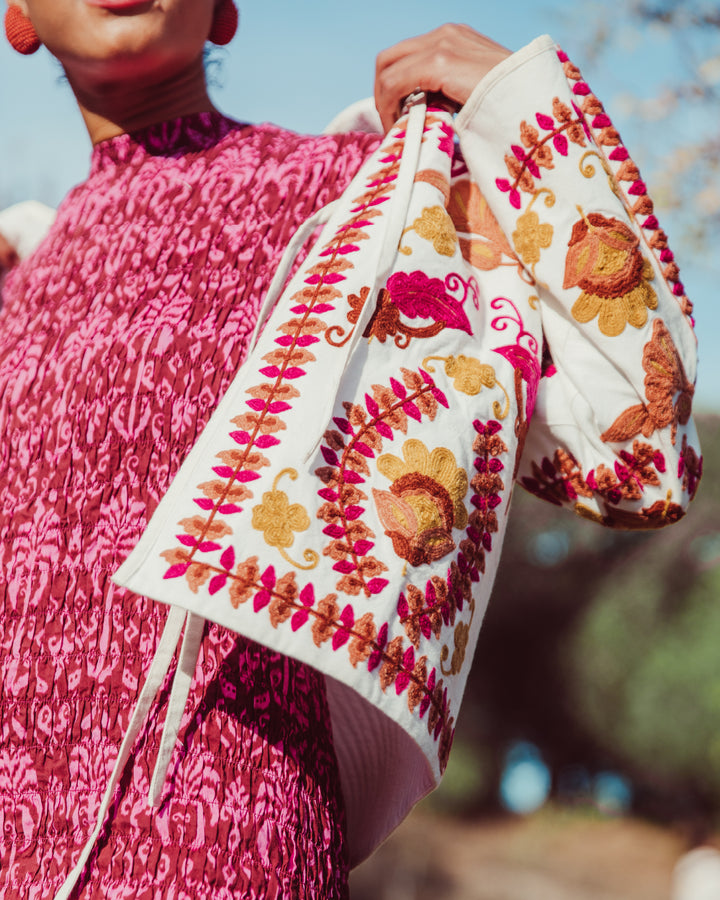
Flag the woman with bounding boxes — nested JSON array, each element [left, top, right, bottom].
[[0, 2, 515, 897]]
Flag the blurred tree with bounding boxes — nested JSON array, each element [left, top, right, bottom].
[[452, 415, 717, 818], [581, 0, 720, 254]]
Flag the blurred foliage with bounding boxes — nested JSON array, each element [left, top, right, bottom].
[[581, 0, 720, 254], [455, 414, 719, 823]]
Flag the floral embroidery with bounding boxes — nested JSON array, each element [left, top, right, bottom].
[[399, 205, 458, 257], [373, 439, 469, 567], [495, 100, 589, 208], [446, 179, 528, 279], [511, 188, 555, 281], [556, 47, 692, 321], [421, 354, 510, 418], [251, 468, 319, 570], [601, 319, 694, 445], [521, 448, 593, 506], [315, 367, 447, 597], [161, 122, 412, 594], [565, 210, 658, 336], [678, 433, 702, 501], [441, 621, 470, 676]]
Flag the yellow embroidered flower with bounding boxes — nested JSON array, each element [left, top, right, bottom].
[[441, 355, 497, 396], [411, 205, 458, 256], [373, 440, 469, 567], [252, 482, 310, 548], [564, 211, 658, 336], [512, 209, 554, 267]]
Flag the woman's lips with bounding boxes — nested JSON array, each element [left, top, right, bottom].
[[83, 0, 154, 9]]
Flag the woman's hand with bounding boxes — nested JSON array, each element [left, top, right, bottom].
[[375, 24, 512, 132], [0, 232, 18, 275]]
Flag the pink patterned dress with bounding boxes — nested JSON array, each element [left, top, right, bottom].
[[0, 112, 380, 899]]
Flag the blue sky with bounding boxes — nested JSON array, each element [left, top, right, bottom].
[[1, 0, 716, 409]]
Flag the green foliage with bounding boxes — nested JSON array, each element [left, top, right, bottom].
[[568, 414, 720, 800]]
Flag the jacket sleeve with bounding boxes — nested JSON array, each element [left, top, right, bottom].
[[454, 35, 701, 528]]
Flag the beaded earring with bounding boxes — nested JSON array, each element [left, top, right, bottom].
[[208, 0, 238, 46], [4, 5, 41, 55]]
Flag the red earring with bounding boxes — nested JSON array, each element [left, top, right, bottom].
[[208, 0, 238, 46], [5, 5, 41, 55]]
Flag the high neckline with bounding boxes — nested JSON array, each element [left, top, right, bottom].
[[89, 110, 249, 173]]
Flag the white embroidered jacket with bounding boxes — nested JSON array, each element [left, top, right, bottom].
[[108, 36, 699, 867]]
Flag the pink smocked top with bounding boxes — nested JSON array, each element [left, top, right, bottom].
[[0, 111, 379, 899]]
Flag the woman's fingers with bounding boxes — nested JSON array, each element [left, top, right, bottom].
[[375, 23, 512, 131]]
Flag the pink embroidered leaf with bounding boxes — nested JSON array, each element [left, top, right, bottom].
[[353, 540, 375, 555], [376, 623, 389, 649], [389, 376, 407, 399], [177, 534, 198, 548], [212, 466, 235, 478], [609, 147, 629, 161], [198, 541, 221, 553], [385, 271, 473, 335], [261, 566, 276, 591], [340, 605, 355, 628], [230, 430, 251, 445], [403, 401, 422, 422], [333, 417, 353, 435], [247, 399, 267, 411], [510, 190, 522, 209], [374, 420, 394, 440], [333, 630, 351, 651], [536, 113, 554, 130], [553, 134, 569, 156], [495, 178, 511, 193], [343, 470, 366, 485], [218, 503, 242, 515], [208, 573, 227, 595], [236, 470, 262, 483], [321, 446, 339, 466], [318, 488, 339, 502], [305, 273, 345, 285], [255, 435, 280, 449], [344, 505, 365, 521], [333, 560, 357, 575], [254, 590, 271, 612], [365, 393, 380, 418], [194, 497, 215, 510], [268, 401, 292, 413], [397, 593, 409, 618], [220, 546, 236, 571], [164, 563, 190, 579], [282, 367, 306, 380], [323, 523, 346, 539], [366, 578, 389, 595], [291, 609, 309, 631], [300, 583, 315, 607], [353, 441, 375, 458], [259, 366, 281, 378]]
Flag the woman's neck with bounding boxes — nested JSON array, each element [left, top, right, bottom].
[[67, 55, 215, 145]]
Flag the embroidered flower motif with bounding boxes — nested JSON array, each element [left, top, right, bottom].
[[441, 621, 470, 676], [373, 440, 469, 567], [564, 211, 658, 336], [601, 319, 695, 445], [512, 209, 554, 267], [422, 354, 510, 418], [400, 205, 458, 257], [251, 469, 318, 569]]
